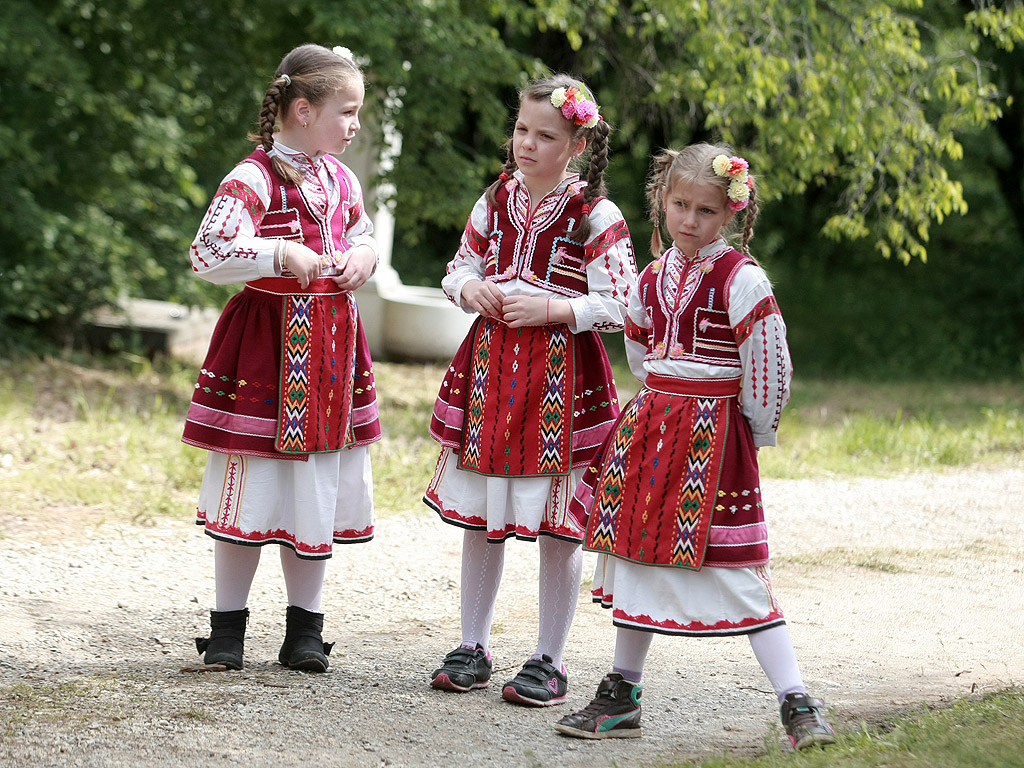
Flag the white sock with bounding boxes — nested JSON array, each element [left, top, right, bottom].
[[612, 626, 653, 683], [280, 547, 327, 613], [460, 529, 504, 654], [535, 536, 583, 669], [748, 624, 807, 703], [214, 541, 261, 611]]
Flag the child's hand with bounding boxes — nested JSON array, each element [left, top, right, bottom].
[[462, 279, 505, 320], [332, 245, 376, 292], [501, 294, 547, 328], [502, 295, 570, 328], [284, 243, 323, 289]]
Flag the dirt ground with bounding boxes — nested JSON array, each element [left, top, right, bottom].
[[1, 466, 1022, 768]]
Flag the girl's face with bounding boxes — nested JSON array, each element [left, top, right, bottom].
[[512, 97, 585, 197], [303, 79, 364, 156], [662, 181, 734, 257]]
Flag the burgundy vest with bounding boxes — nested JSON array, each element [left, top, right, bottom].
[[484, 178, 594, 298]]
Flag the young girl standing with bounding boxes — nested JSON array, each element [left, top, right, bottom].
[[425, 74, 638, 706], [182, 44, 381, 673], [555, 144, 836, 749]]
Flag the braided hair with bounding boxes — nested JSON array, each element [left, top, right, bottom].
[[250, 44, 363, 185], [485, 74, 611, 243], [645, 143, 759, 258]]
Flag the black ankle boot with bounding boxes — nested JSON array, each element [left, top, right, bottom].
[[278, 605, 334, 672], [195, 608, 249, 670]]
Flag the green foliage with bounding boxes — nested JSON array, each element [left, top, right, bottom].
[[1, 0, 1022, 376]]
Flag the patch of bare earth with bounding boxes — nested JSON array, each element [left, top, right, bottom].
[[1, 466, 1022, 767]]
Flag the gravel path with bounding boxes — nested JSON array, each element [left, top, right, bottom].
[[1, 466, 1022, 767]]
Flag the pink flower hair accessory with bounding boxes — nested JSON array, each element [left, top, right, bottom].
[[712, 153, 754, 211], [550, 86, 602, 129]]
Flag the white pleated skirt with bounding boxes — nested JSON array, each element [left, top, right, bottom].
[[195, 447, 374, 559], [424, 447, 586, 542], [591, 554, 786, 636]]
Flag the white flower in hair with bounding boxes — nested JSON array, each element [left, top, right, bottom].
[[333, 46, 354, 61]]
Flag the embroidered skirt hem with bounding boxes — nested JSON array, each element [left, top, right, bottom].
[[590, 554, 785, 636], [424, 447, 585, 542], [195, 448, 374, 559]]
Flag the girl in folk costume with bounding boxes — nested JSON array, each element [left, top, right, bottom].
[[182, 44, 381, 673], [425, 74, 638, 706], [555, 144, 836, 749]]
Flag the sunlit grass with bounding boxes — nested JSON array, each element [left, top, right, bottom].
[[0, 356, 1021, 530], [677, 688, 1024, 768], [759, 379, 1023, 478]]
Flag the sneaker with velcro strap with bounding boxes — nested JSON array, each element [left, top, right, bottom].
[[430, 643, 492, 692], [501, 654, 568, 707], [780, 691, 836, 750]]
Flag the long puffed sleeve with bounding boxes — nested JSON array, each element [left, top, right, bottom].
[[728, 263, 792, 447], [622, 265, 655, 383], [189, 162, 279, 285], [441, 195, 490, 308], [565, 199, 638, 333]]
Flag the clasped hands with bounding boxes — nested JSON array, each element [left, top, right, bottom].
[[461, 279, 567, 328], [280, 241, 376, 291]]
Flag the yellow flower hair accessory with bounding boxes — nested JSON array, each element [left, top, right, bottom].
[[712, 153, 754, 211]]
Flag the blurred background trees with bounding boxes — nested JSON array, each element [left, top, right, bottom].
[[1, 0, 1021, 376]]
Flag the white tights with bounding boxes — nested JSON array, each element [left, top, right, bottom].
[[214, 540, 326, 613], [612, 623, 807, 702], [460, 530, 583, 669]]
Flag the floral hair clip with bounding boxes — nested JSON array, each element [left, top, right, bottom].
[[550, 86, 602, 129], [712, 154, 754, 211], [333, 46, 354, 62]]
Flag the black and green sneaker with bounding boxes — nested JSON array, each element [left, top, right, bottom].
[[781, 692, 836, 750], [554, 673, 642, 739], [430, 643, 492, 692]]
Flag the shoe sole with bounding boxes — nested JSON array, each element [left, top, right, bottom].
[[554, 723, 642, 739], [501, 685, 566, 707], [284, 657, 329, 673], [430, 673, 489, 692], [791, 733, 837, 750]]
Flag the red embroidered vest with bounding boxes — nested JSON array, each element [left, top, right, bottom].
[[636, 246, 753, 369], [485, 178, 595, 298], [242, 148, 355, 256]]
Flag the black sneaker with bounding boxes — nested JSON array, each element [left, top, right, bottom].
[[780, 692, 836, 750], [430, 643, 492, 692], [554, 673, 642, 739], [501, 654, 568, 707]]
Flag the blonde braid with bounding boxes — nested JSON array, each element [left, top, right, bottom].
[[740, 185, 759, 257], [646, 150, 678, 259]]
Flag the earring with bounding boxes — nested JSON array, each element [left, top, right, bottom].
[[303, 121, 308, 128]]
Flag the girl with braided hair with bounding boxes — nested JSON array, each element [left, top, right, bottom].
[[183, 44, 381, 673], [425, 74, 638, 707], [555, 143, 836, 749]]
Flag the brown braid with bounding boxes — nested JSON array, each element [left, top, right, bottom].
[[568, 118, 610, 242], [490, 74, 612, 244], [246, 44, 363, 186], [485, 148, 519, 208]]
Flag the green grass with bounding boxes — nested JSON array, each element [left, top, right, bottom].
[[0, 355, 1021, 530], [682, 688, 1024, 768]]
